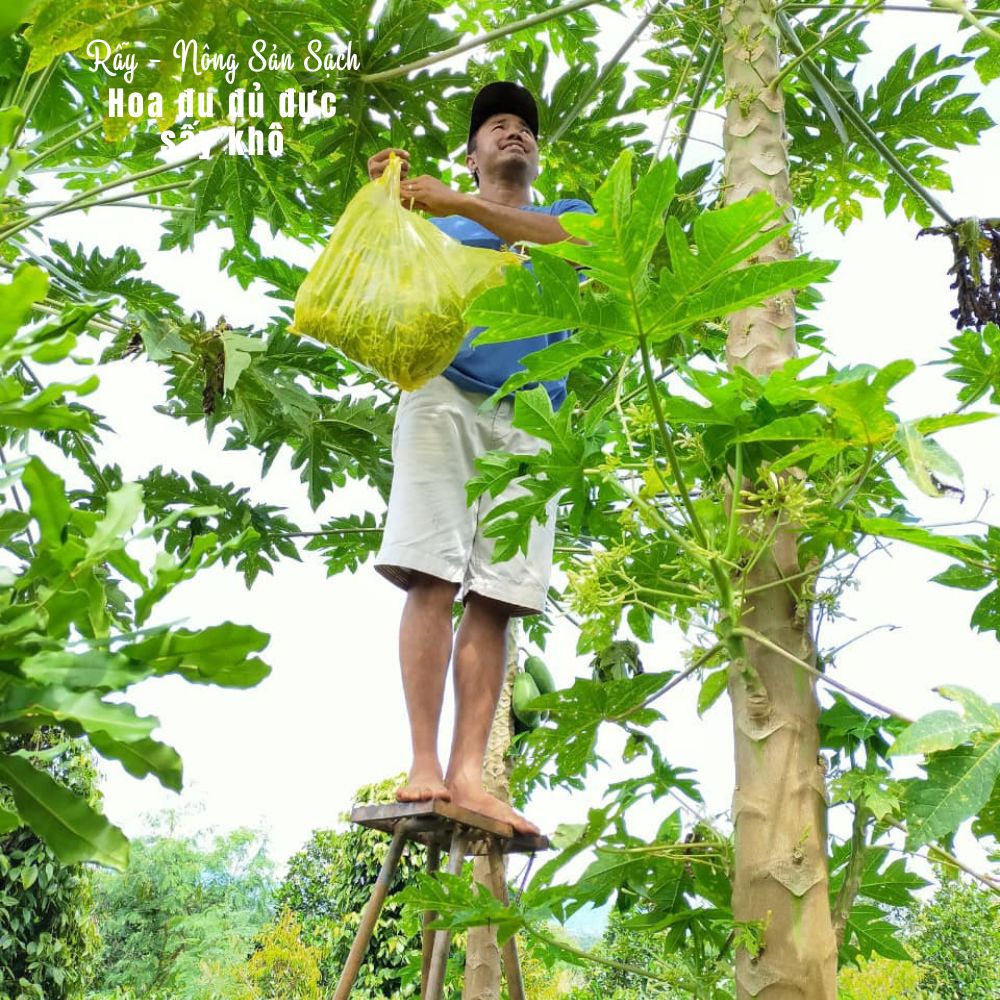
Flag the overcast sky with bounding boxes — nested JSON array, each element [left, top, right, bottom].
[[16, 6, 1000, 915]]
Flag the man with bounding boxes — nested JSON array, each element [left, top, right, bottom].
[[369, 82, 595, 836]]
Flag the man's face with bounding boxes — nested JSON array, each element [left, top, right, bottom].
[[467, 112, 539, 187]]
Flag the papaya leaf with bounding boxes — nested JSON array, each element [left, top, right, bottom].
[[895, 421, 964, 498], [971, 587, 1000, 641], [856, 517, 982, 563], [398, 871, 524, 942], [903, 737, 1000, 848], [84, 482, 144, 561], [21, 456, 70, 548], [697, 669, 728, 717], [843, 904, 912, 962], [220, 329, 268, 394], [931, 564, 993, 591], [888, 710, 982, 757], [936, 685, 1000, 729], [941, 322, 1000, 406], [512, 672, 676, 795], [856, 849, 928, 908], [0, 264, 48, 344]]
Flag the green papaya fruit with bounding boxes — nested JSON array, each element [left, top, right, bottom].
[[512, 672, 542, 728], [524, 655, 556, 696]]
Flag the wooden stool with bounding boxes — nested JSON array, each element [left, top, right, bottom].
[[332, 799, 549, 1000]]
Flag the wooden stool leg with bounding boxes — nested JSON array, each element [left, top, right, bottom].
[[423, 825, 468, 1000], [333, 819, 412, 1000], [487, 841, 526, 1000], [419, 839, 441, 1000]]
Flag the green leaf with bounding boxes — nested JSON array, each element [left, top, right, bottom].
[[895, 421, 964, 498], [0, 107, 25, 146], [0, 264, 48, 345], [513, 672, 675, 793], [931, 564, 993, 591], [88, 732, 183, 792], [937, 685, 1000, 729], [0, 682, 159, 743], [941, 322, 1000, 406], [220, 329, 268, 393], [119, 622, 271, 688], [0, 805, 21, 834], [889, 711, 981, 757], [84, 482, 144, 560], [18, 649, 150, 692], [398, 871, 523, 940], [971, 777, 1000, 840], [0, 754, 129, 869], [903, 738, 1000, 848], [697, 669, 728, 717], [856, 850, 928, 908], [21, 456, 70, 548], [856, 517, 982, 563], [139, 316, 190, 361], [971, 587, 1000, 641], [913, 410, 995, 435], [844, 904, 912, 962]]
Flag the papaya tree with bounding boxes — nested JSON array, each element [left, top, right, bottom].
[[1, 1, 999, 997]]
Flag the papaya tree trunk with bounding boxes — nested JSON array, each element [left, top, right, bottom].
[[720, 1, 838, 996], [462, 618, 519, 1000]]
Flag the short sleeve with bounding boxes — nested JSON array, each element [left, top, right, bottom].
[[550, 198, 596, 216]]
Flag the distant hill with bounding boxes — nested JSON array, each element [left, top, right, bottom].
[[563, 901, 611, 950]]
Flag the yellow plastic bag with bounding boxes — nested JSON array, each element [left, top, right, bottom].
[[289, 153, 520, 390]]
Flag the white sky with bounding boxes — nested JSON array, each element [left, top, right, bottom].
[[13, 6, 1000, 922]]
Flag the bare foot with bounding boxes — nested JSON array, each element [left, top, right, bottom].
[[447, 783, 541, 836], [396, 768, 451, 803]]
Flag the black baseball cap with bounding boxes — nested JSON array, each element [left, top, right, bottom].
[[467, 82, 539, 150]]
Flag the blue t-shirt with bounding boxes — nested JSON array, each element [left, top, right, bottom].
[[430, 198, 595, 412]]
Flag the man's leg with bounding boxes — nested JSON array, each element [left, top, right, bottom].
[[444, 592, 540, 836], [396, 571, 460, 802]]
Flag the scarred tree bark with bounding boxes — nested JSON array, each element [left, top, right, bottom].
[[720, 1, 838, 996], [462, 618, 519, 1000]]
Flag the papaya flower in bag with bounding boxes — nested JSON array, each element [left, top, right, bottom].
[[289, 153, 521, 390]]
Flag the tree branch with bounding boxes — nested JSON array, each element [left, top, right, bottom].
[[731, 625, 913, 722], [832, 802, 871, 946], [359, 0, 604, 84]]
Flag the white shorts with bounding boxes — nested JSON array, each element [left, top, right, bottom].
[[373, 373, 558, 617]]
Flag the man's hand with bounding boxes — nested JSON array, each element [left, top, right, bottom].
[[367, 147, 410, 181], [400, 175, 463, 217]]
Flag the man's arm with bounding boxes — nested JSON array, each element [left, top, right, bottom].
[[399, 174, 591, 247], [452, 195, 589, 247]]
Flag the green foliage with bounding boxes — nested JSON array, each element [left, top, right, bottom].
[[0, 261, 274, 866], [561, 908, 729, 999], [787, 41, 994, 229], [838, 955, 926, 1000], [465, 151, 835, 403], [519, 924, 588, 998], [86, 816, 275, 999], [940, 321, 1000, 407], [211, 909, 323, 1000], [2, 0, 999, 990], [0, 729, 100, 1000], [890, 688, 1000, 849], [907, 878, 1000, 999]]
